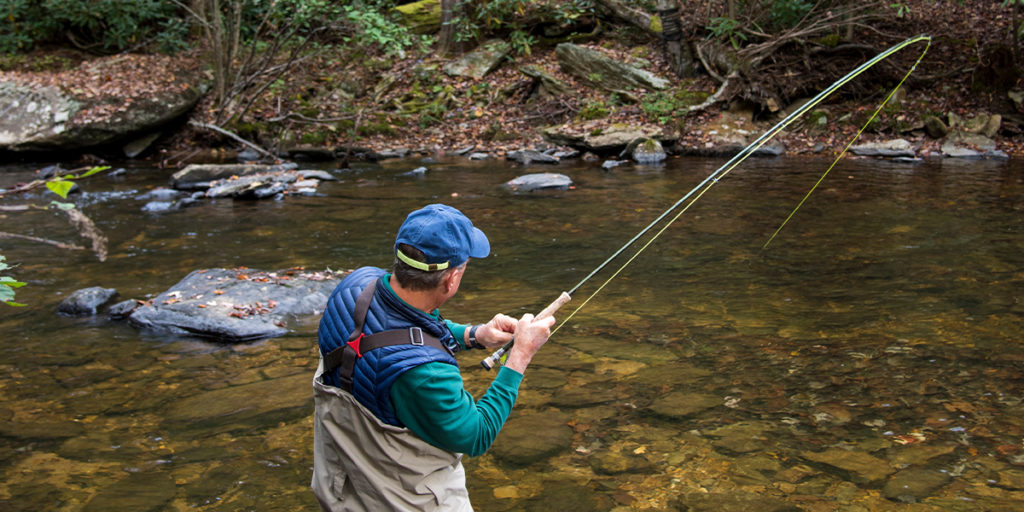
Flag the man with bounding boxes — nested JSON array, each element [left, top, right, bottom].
[[312, 203, 555, 511]]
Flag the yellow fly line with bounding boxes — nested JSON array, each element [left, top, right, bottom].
[[551, 34, 933, 336]]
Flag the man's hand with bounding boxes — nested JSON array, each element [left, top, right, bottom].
[[476, 313, 516, 348], [503, 313, 555, 374]]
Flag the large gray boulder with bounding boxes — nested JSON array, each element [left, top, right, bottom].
[[0, 55, 203, 152], [555, 43, 668, 98], [128, 268, 343, 342]]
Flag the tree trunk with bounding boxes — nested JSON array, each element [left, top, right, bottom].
[[437, 0, 462, 57], [657, 0, 696, 77]]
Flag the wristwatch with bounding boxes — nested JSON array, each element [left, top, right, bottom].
[[467, 324, 482, 348]]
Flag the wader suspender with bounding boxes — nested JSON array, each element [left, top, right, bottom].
[[322, 280, 451, 392]]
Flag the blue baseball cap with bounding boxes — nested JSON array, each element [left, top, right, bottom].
[[394, 204, 490, 271]]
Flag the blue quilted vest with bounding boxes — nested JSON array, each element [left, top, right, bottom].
[[317, 267, 459, 426]]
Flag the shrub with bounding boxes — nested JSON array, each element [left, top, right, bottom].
[[0, 0, 188, 54]]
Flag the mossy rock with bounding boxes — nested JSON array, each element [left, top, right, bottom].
[[391, 0, 441, 34]]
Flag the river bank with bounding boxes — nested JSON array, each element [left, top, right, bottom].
[[1, 1, 1022, 166]]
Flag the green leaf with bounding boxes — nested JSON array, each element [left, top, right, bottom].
[[46, 179, 74, 199], [1, 283, 25, 305], [75, 165, 110, 179], [50, 200, 75, 211], [1, 277, 26, 288]]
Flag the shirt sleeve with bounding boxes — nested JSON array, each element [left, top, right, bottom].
[[391, 362, 524, 457]]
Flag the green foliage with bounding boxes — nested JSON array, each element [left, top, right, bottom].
[[769, 0, 813, 29], [1, 255, 26, 307], [889, 2, 911, 18], [707, 17, 746, 49], [340, 2, 417, 56], [640, 88, 710, 124], [577, 99, 611, 121], [0, 0, 188, 54]]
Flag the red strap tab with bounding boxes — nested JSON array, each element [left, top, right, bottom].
[[349, 333, 364, 358]]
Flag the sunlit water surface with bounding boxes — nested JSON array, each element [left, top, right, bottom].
[[1, 155, 1022, 511]]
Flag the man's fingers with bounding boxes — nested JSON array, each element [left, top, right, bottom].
[[492, 313, 517, 332]]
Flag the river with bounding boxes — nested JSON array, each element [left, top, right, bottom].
[[1, 154, 1022, 510]]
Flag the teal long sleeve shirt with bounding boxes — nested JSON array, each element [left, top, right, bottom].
[[391, 363, 523, 457], [379, 275, 523, 457]]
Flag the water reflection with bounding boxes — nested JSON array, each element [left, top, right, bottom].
[[1, 156, 1022, 510]]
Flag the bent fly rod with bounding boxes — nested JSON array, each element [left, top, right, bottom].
[[482, 34, 932, 370]]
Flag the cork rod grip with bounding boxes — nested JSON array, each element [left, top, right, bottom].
[[480, 292, 571, 370]]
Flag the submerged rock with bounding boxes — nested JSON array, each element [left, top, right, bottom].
[[706, 421, 772, 454], [648, 391, 719, 419], [57, 287, 118, 316], [82, 471, 177, 512], [504, 172, 572, 192], [165, 372, 310, 424], [801, 447, 895, 484], [670, 490, 798, 512], [882, 467, 951, 502], [128, 267, 343, 342], [490, 410, 572, 466], [590, 445, 654, 475]]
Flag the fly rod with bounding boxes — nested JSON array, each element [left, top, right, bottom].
[[482, 34, 932, 370]]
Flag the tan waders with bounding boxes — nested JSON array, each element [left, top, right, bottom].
[[311, 362, 473, 511]]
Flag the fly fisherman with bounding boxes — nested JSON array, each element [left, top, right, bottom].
[[311, 203, 555, 511]]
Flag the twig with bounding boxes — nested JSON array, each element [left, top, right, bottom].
[[0, 232, 86, 252], [188, 120, 276, 159], [267, 112, 360, 124]]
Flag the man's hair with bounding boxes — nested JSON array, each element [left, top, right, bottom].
[[393, 243, 463, 291]]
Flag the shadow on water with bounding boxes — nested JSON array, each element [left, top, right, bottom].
[[1, 155, 1023, 510]]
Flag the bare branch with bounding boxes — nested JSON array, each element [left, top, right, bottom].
[[189, 120, 276, 159], [0, 232, 86, 252]]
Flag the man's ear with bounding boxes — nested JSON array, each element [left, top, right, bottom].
[[443, 267, 462, 293]]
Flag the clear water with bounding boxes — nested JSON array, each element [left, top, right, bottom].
[[1, 155, 1022, 510]]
